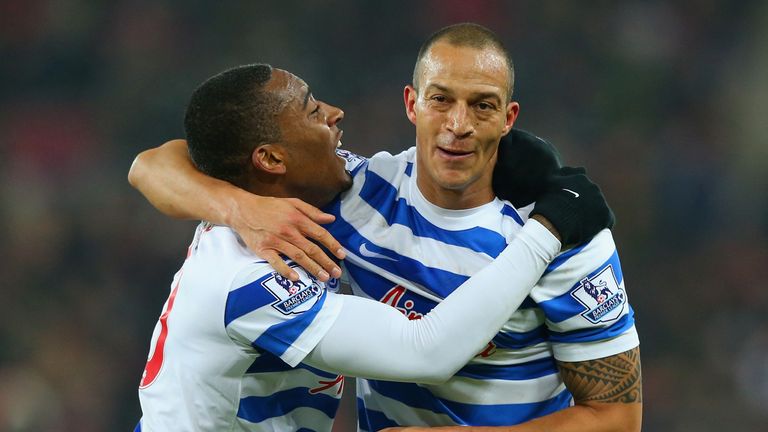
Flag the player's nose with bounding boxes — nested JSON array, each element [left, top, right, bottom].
[[326, 103, 344, 127], [445, 102, 473, 138]]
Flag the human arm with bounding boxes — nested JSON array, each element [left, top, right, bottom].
[[301, 167, 613, 382], [128, 139, 345, 281], [379, 231, 642, 432], [380, 347, 642, 431], [302, 218, 559, 383]]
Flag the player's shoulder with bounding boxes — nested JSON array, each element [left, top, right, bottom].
[[365, 147, 415, 175], [343, 147, 414, 198], [224, 260, 331, 330], [185, 224, 275, 290], [229, 259, 320, 293], [193, 225, 267, 265], [534, 229, 625, 301], [548, 229, 618, 274]]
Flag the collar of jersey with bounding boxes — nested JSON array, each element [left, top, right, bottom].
[[407, 159, 504, 230]]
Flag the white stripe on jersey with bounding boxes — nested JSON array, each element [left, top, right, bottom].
[[530, 229, 618, 302], [466, 342, 553, 366], [356, 379, 457, 427], [500, 308, 546, 333], [238, 365, 337, 398], [552, 327, 640, 362], [425, 374, 567, 405], [232, 406, 334, 432]]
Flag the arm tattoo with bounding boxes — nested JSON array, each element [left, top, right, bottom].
[[557, 346, 642, 403]]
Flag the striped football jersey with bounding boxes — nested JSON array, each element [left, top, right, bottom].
[[325, 147, 639, 430], [137, 223, 344, 432]]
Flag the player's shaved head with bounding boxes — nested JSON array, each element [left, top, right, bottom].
[[412, 23, 515, 101], [185, 63, 286, 187]]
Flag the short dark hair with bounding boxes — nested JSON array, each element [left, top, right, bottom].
[[412, 23, 515, 101], [184, 63, 284, 186]]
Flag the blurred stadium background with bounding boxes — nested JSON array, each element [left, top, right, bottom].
[[1, 1, 767, 430]]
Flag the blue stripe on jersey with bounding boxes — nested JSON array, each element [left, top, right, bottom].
[[346, 261, 439, 311], [246, 350, 294, 373], [296, 362, 340, 380], [491, 325, 548, 350], [246, 350, 339, 379], [251, 291, 328, 357], [357, 398, 398, 431], [455, 356, 559, 381], [360, 380, 572, 427], [350, 159, 368, 177], [543, 241, 591, 276], [404, 161, 413, 176], [236, 387, 339, 424], [549, 307, 635, 343], [133, 420, 141, 432], [519, 296, 538, 310], [357, 169, 511, 257], [538, 250, 624, 323], [500, 204, 525, 226], [224, 273, 275, 327], [337, 228, 469, 300]]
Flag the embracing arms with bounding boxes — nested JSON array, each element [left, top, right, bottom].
[[301, 218, 560, 384], [128, 130, 565, 281], [129, 139, 345, 282]]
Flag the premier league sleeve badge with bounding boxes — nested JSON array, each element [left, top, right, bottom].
[[570, 265, 626, 324]]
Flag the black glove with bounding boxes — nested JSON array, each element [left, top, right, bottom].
[[530, 167, 615, 246], [493, 129, 562, 208]]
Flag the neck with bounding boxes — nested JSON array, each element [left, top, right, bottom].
[[415, 169, 495, 210]]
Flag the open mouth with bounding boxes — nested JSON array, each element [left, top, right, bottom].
[[335, 130, 344, 148], [437, 147, 473, 159]]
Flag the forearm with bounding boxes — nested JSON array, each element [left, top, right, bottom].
[[458, 349, 643, 431], [388, 347, 642, 432], [505, 402, 641, 432], [128, 139, 242, 223], [407, 402, 641, 432], [304, 219, 560, 383]]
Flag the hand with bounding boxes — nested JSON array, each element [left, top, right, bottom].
[[530, 166, 615, 247], [226, 191, 346, 282], [378, 428, 437, 431], [378, 428, 462, 431], [493, 129, 562, 208]]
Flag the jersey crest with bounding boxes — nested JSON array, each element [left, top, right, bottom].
[[263, 268, 323, 315], [571, 264, 626, 324]]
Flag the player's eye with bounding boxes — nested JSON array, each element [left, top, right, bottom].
[[431, 95, 447, 103], [476, 102, 495, 111], [310, 104, 321, 117]]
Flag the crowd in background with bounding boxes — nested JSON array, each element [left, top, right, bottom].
[[1, 1, 766, 430]]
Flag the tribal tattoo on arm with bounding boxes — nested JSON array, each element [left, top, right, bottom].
[[557, 346, 643, 403]]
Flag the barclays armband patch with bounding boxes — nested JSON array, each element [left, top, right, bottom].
[[570, 265, 626, 324], [262, 267, 324, 315]]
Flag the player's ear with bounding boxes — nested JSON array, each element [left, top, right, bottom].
[[501, 101, 520, 136], [404, 85, 418, 126], [252, 144, 287, 175]]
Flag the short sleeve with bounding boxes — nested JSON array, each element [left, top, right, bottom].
[[530, 229, 640, 362], [223, 262, 344, 367]]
